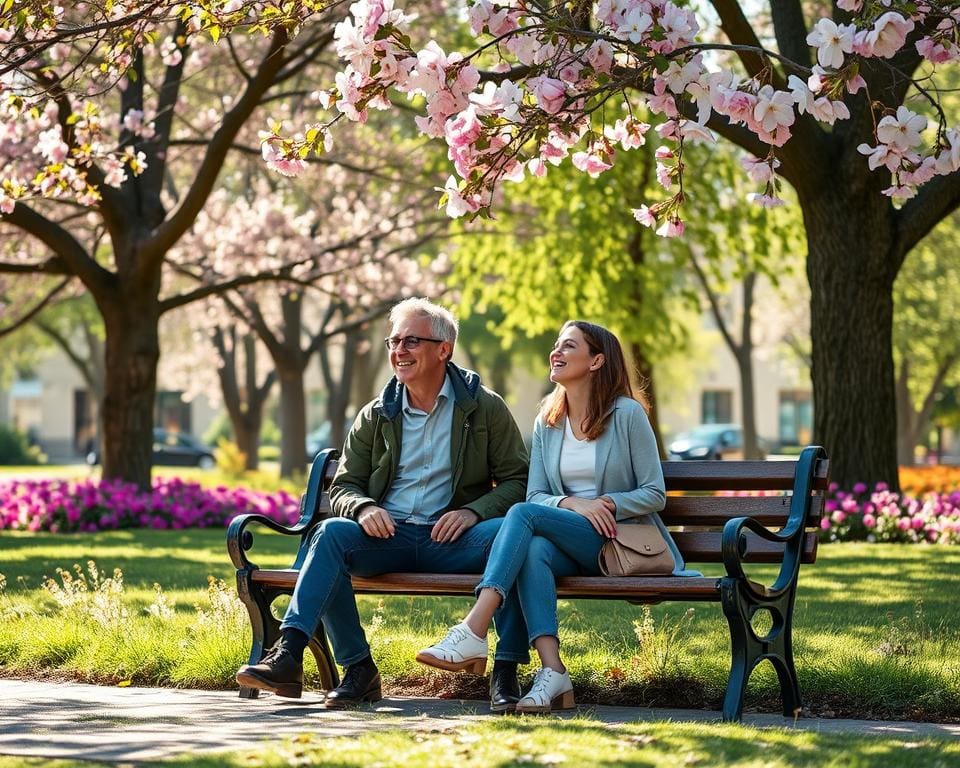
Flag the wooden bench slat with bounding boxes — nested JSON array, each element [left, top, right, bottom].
[[674, 531, 818, 564], [661, 494, 823, 527], [251, 570, 723, 601], [662, 459, 829, 491]]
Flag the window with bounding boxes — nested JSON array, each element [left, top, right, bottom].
[[701, 390, 733, 424], [779, 391, 813, 445]]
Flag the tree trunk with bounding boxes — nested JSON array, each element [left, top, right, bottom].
[[737, 272, 760, 459], [629, 342, 664, 459], [804, 187, 900, 491], [218, 331, 274, 471], [277, 366, 307, 478], [325, 328, 360, 449], [895, 360, 915, 465], [100, 293, 161, 490]]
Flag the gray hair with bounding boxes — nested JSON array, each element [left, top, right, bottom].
[[389, 297, 459, 345]]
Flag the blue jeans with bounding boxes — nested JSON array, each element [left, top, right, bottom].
[[476, 502, 605, 645], [282, 517, 530, 666]]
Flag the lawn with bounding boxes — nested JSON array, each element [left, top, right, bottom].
[[1, 530, 959, 721], [2, 720, 959, 768]]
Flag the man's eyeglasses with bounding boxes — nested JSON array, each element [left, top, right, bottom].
[[384, 335, 445, 351]]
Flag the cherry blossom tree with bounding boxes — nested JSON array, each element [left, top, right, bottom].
[[262, 0, 959, 489], [0, 3, 347, 487], [169, 167, 450, 476]]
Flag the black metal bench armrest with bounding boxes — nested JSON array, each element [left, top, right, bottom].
[[721, 445, 827, 599], [226, 448, 340, 571]]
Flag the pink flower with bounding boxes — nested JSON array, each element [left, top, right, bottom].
[[445, 106, 482, 149], [806, 18, 855, 69], [260, 139, 306, 178], [876, 106, 927, 150], [632, 205, 656, 228], [741, 155, 780, 183], [530, 77, 567, 115], [571, 151, 612, 177], [862, 513, 876, 528], [656, 217, 684, 238], [753, 85, 795, 134], [863, 12, 915, 59], [747, 193, 785, 208]]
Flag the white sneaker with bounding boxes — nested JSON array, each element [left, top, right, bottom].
[[515, 667, 575, 713], [415, 623, 488, 674]]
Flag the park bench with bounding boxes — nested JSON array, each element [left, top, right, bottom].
[[227, 445, 829, 721]]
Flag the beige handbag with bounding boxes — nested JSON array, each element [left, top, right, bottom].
[[598, 523, 676, 576]]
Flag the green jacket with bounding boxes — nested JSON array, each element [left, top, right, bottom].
[[329, 363, 529, 521]]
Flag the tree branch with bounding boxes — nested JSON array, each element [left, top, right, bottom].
[[0, 277, 73, 339], [894, 172, 960, 268], [145, 25, 293, 262], [2, 203, 114, 293]]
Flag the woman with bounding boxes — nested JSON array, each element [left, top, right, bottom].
[[416, 321, 689, 713]]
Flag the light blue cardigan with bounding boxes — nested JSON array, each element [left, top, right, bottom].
[[526, 396, 693, 576]]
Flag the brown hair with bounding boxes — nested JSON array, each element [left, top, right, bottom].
[[540, 321, 647, 440]]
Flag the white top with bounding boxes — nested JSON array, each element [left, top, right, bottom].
[[559, 417, 597, 497]]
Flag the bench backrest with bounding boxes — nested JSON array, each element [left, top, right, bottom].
[[299, 449, 829, 567]]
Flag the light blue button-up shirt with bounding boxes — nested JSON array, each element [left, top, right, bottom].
[[381, 375, 455, 524]]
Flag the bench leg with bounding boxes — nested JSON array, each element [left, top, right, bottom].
[[720, 578, 803, 721], [235, 571, 282, 700], [308, 630, 340, 691]]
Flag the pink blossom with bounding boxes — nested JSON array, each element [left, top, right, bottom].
[[916, 37, 958, 64], [445, 106, 482, 149], [585, 40, 614, 74], [741, 155, 780, 183], [747, 193, 786, 208], [877, 106, 927, 151], [571, 151, 612, 177], [863, 13, 915, 59], [260, 137, 307, 178], [656, 217, 684, 238], [806, 18, 855, 69], [440, 176, 480, 218], [530, 77, 567, 115], [632, 205, 656, 228], [753, 85, 796, 134]]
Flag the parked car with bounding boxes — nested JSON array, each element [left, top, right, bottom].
[[86, 428, 216, 469], [667, 423, 744, 460]]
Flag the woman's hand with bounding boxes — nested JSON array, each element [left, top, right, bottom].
[[559, 495, 618, 538]]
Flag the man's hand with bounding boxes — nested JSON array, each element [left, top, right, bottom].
[[431, 508, 479, 543], [559, 495, 618, 538], [357, 505, 396, 538]]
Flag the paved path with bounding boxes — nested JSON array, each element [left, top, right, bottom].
[[2, 679, 959, 763]]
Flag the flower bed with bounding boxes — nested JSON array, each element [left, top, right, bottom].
[[899, 465, 960, 496], [822, 482, 960, 544], [0, 477, 300, 533]]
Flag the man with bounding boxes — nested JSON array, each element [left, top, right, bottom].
[[236, 298, 530, 711]]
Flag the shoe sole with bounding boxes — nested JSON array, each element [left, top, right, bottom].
[[322, 688, 383, 709], [415, 652, 486, 675], [489, 700, 518, 713], [515, 690, 575, 714], [235, 669, 302, 699]]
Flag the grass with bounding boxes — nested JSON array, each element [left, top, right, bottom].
[[1, 531, 960, 721], [3, 720, 960, 768]]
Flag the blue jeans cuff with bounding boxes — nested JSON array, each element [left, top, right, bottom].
[[475, 581, 507, 602]]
